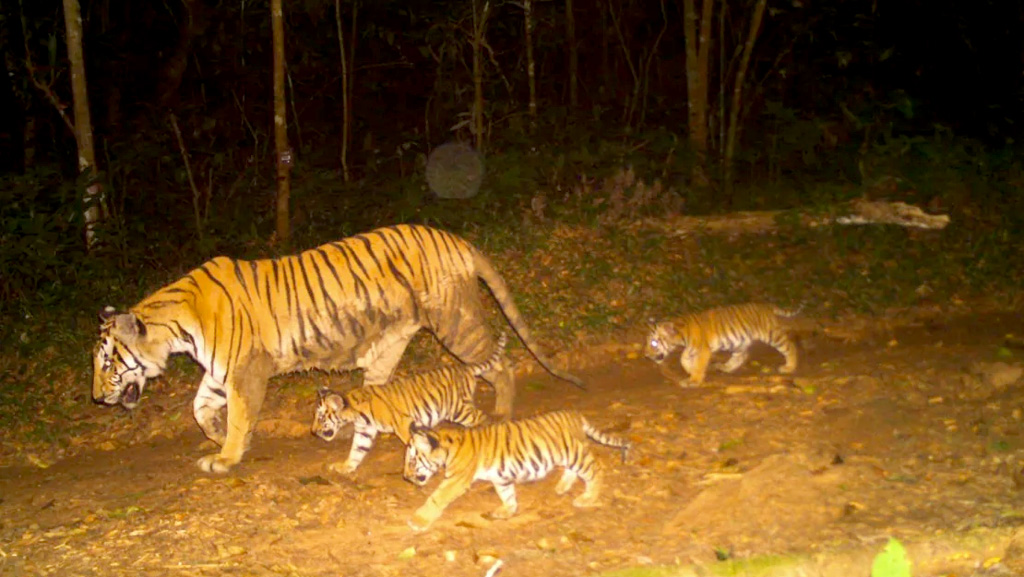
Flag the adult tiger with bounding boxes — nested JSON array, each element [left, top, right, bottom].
[[92, 224, 583, 473]]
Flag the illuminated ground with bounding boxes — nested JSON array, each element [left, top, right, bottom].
[[2, 310, 1023, 576]]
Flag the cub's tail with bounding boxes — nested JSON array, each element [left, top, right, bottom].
[[582, 417, 632, 464]]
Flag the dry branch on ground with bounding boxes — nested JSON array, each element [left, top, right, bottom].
[[644, 198, 950, 237]]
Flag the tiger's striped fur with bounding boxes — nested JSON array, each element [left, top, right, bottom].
[[92, 224, 583, 474], [644, 302, 800, 386], [311, 333, 507, 474], [402, 410, 631, 531]]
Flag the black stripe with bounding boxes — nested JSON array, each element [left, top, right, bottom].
[[357, 235, 386, 277], [433, 229, 463, 275], [312, 249, 346, 337], [233, 260, 249, 293], [287, 258, 307, 344], [336, 243, 377, 314], [406, 226, 437, 291], [298, 255, 323, 316], [386, 258, 419, 320]]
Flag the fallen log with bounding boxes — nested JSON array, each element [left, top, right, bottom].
[[644, 198, 950, 237]]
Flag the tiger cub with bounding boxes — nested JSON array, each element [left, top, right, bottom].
[[312, 333, 506, 475], [645, 302, 800, 386], [402, 409, 631, 531]]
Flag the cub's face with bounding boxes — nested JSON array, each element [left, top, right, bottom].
[[403, 429, 448, 486], [312, 390, 348, 441], [93, 308, 156, 409], [644, 322, 679, 364]]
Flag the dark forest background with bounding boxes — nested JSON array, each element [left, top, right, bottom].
[[2, 0, 1024, 355]]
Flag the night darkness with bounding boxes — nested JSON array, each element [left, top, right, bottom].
[[2, 0, 1023, 175]]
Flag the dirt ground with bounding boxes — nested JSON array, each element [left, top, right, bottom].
[[3, 310, 1024, 577]]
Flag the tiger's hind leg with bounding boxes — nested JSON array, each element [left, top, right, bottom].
[[434, 306, 514, 420], [362, 325, 420, 386], [193, 373, 228, 446], [771, 332, 798, 374], [479, 363, 514, 421], [486, 481, 519, 519], [196, 356, 272, 474], [716, 345, 751, 374], [570, 447, 603, 508], [554, 469, 579, 494]]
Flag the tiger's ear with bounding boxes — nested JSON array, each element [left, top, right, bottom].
[[99, 306, 119, 322], [410, 430, 439, 453], [409, 425, 439, 451], [321, 391, 345, 412], [108, 312, 147, 343]]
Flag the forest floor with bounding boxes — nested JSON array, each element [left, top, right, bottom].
[[3, 308, 1024, 577]]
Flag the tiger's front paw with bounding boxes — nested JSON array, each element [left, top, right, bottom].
[[484, 504, 517, 520], [408, 511, 435, 532], [327, 461, 358, 475], [197, 453, 238, 474], [572, 493, 601, 508]]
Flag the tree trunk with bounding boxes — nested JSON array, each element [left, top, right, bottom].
[[335, 0, 358, 182], [606, 0, 640, 128], [155, 0, 210, 109], [722, 0, 767, 198], [62, 0, 102, 249], [565, 0, 577, 108], [524, 0, 536, 126], [638, 0, 669, 128], [682, 0, 714, 183], [471, 0, 490, 151], [271, 0, 292, 246]]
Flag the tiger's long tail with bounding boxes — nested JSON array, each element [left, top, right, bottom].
[[472, 251, 586, 389], [582, 419, 632, 464]]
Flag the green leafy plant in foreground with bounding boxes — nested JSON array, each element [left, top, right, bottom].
[[871, 538, 912, 577]]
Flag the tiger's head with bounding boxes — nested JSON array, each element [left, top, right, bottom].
[[92, 306, 169, 409], [644, 319, 681, 364], [312, 388, 352, 441], [403, 424, 457, 486]]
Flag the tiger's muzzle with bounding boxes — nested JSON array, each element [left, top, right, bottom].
[[403, 470, 431, 486], [120, 382, 142, 407], [94, 373, 146, 409], [645, 346, 669, 363], [312, 421, 337, 441]]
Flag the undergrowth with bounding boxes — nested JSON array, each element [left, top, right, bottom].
[[2, 126, 1024, 455]]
